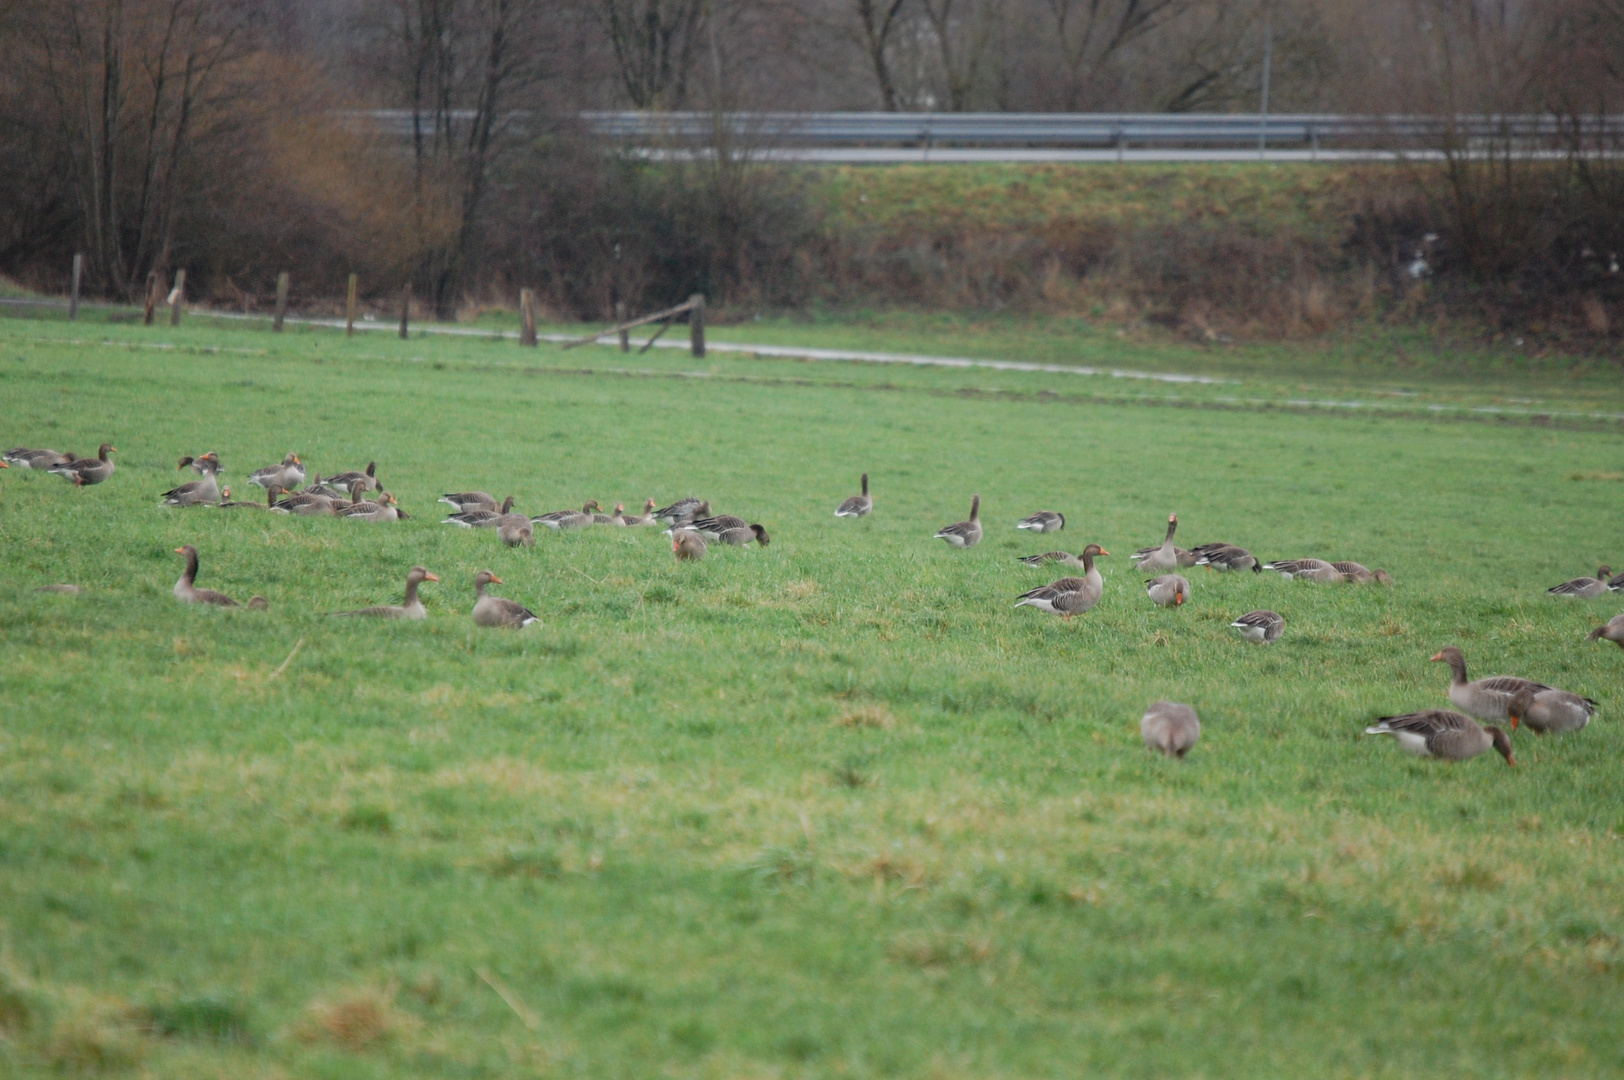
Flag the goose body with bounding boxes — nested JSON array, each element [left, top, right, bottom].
[[1586, 614, 1624, 649], [160, 456, 223, 506], [1141, 701, 1200, 757], [618, 499, 659, 526], [1015, 544, 1106, 619], [1132, 514, 1193, 572], [672, 529, 706, 561], [333, 566, 438, 619], [338, 491, 402, 521], [172, 545, 240, 607], [4, 447, 71, 469], [1507, 685, 1596, 735], [248, 453, 304, 491], [303, 475, 351, 499], [1365, 710, 1515, 765], [1230, 610, 1284, 642], [835, 473, 872, 518], [440, 491, 498, 512], [324, 461, 377, 492], [1431, 646, 1550, 722], [1332, 561, 1393, 584], [1017, 510, 1065, 534], [178, 452, 220, 475], [270, 490, 338, 515], [591, 504, 628, 526], [1016, 551, 1088, 570], [49, 443, 116, 485], [1263, 558, 1346, 583], [1145, 573, 1190, 608], [935, 495, 983, 549], [680, 514, 748, 540], [1549, 566, 1612, 597], [443, 495, 517, 527], [715, 523, 770, 546], [471, 570, 538, 627], [1194, 544, 1260, 573], [533, 500, 602, 530], [653, 497, 709, 525], [499, 515, 535, 547]]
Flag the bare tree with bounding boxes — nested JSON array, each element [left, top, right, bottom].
[[596, 0, 707, 107], [1040, 0, 1186, 109], [849, 0, 912, 109], [916, 0, 1003, 109]]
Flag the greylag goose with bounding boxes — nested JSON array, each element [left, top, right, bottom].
[[1015, 544, 1107, 619], [338, 491, 402, 521], [443, 495, 517, 527], [1016, 551, 1088, 570], [1430, 646, 1551, 722], [160, 455, 223, 506], [4, 447, 71, 469], [1194, 544, 1261, 573], [270, 487, 338, 515], [1365, 710, 1515, 765], [679, 514, 748, 540], [1262, 558, 1347, 583], [1132, 514, 1194, 572], [1141, 702, 1200, 757], [471, 570, 538, 627], [672, 529, 706, 562], [49, 443, 116, 485], [333, 566, 438, 619], [1332, 561, 1393, 584], [499, 515, 535, 547], [591, 504, 627, 525], [1230, 610, 1284, 642], [654, 497, 709, 526], [248, 453, 304, 491], [177, 452, 220, 475], [1506, 685, 1596, 735], [533, 500, 603, 530], [618, 499, 659, 526], [303, 474, 351, 499], [934, 496, 983, 549], [247, 596, 269, 610], [173, 545, 240, 607], [1016, 510, 1065, 533], [1145, 573, 1190, 608], [835, 474, 872, 518], [1548, 566, 1612, 597], [440, 490, 498, 512], [715, 523, 769, 546], [1586, 614, 1624, 649], [324, 461, 377, 492]]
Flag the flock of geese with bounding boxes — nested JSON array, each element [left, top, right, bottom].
[[7, 448, 1615, 767]]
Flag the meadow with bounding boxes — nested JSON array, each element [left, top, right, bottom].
[[1, 308, 1623, 1078]]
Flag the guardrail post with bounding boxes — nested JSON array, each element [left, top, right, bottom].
[[69, 254, 82, 320], [345, 273, 358, 336], [168, 269, 186, 327], [688, 294, 705, 358], [273, 272, 289, 331], [399, 283, 412, 340], [144, 269, 165, 325], [615, 301, 629, 352], [520, 288, 538, 346]]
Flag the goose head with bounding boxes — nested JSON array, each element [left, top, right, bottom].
[[475, 570, 502, 589], [750, 523, 770, 546], [1487, 725, 1516, 766], [408, 566, 440, 586]]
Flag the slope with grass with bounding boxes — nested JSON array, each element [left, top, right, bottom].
[[1, 313, 1622, 1078]]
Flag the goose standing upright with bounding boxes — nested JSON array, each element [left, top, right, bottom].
[[1430, 646, 1550, 722], [471, 570, 539, 627], [1016, 510, 1065, 533], [1132, 514, 1193, 572], [835, 473, 873, 518], [934, 496, 983, 549], [1141, 702, 1200, 757], [333, 566, 438, 619], [172, 545, 240, 607], [1015, 544, 1107, 619], [1365, 710, 1516, 765], [1548, 566, 1612, 597], [49, 443, 116, 485]]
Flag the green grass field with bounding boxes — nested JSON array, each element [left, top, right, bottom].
[[2, 310, 1623, 1078]]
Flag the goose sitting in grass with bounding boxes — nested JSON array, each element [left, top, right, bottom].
[[1548, 566, 1612, 597], [1430, 646, 1550, 723], [1145, 573, 1190, 608], [440, 490, 498, 512], [653, 497, 709, 526], [471, 570, 538, 627], [1263, 558, 1346, 583], [270, 487, 338, 516], [338, 490, 402, 521], [160, 455, 223, 506], [533, 500, 602, 530], [443, 495, 517, 527], [4, 447, 72, 469], [672, 529, 706, 562], [618, 499, 659, 526], [332, 566, 438, 619], [1016, 551, 1089, 570], [49, 443, 116, 485], [1506, 685, 1596, 735], [173, 545, 240, 607], [1016, 510, 1065, 534], [1365, 710, 1516, 765], [1193, 544, 1260, 573], [499, 515, 535, 547], [324, 461, 377, 493], [178, 452, 220, 475], [934, 495, 983, 549], [1230, 610, 1284, 642], [219, 485, 276, 509], [248, 452, 304, 491], [591, 504, 626, 525], [1015, 544, 1106, 619], [1332, 561, 1393, 584], [303, 474, 352, 499], [1132, 514, 1195, 572], [1142, 702, 1200, 758], [835, 473, 872, 518], [1586, 614, 1624, 649]]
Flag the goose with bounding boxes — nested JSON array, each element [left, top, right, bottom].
[[654, 497, 709, 526], [248, 452, 304, 491], [533, 500, 602, 530], [1506, 685, 1596, 735], [1230, 610, 1284, 642], [934, 496, 983, 549], [270, 487, 338, 515], [4, 447, 71, 469], [219, 485, 275, 509], [333, 566, 438, 619], [1015, 544, 1107, 619], [303, 474, 351, 499], [35, 583, 81, 594], [679, 514, 749, 540], [835, 473, 872, 518], [1145, 573, 1190, 608], [1016, 510, 1065, 533], [1332, 561, 1393, 584], [443, 495, 517, 527], [177, 452, 220, 475], [440, 490, 498, 512], [1548, 566, 1612, 597], [714, 523, 770, 546], [160, 455, 223, 506], [338, 490, 402, 521], [499, 515, 535, 547], [247, 596, 270, 610], [324, 461, 377, 492], [672, 529, 706, 561], [1586, 614, 1624, 649], [49, 443, 116, 485], [1194, 544, 1261, 573], [1430, 646, 1551, 722], [471, 570, 538, 627], [1365, 710, 1516, 765], [1016, 551, 1088, 570], [1132, 514, 1194, 572], [172, 545, 240, 607], [1262, 558, 1347, 583], [618, 499, 659, 526], [590, 503, 627, 525], [1141, 702, 1200, 757]]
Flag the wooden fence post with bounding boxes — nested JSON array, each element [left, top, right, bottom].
[[69, 254, 82, 320], [273, 271, 289, 331], [169, 268, 186, 326], [615, 301, 629, 352], [520, 289, 538, 346], [144, 269, 165, 325], [688, 293, 705, 358], [399, 283, 412, 340], [345, 274, 358, 336]]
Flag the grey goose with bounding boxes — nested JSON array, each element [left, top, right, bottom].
[[49, 443, 116, 485], [672, 529, 706, 561], [4, 447, 72, 469], [1586, 614, 1624, 649], [1431, 646, 1550, 722], [1331, 561, 1393, 584], [1194, 544, 1261, 573], [443, 495, 517, 527], [1230, 610, 1284, 642], [1142, 702, 1200, 758], [1016, 510, 1065, 534], [1015, 544, 1107, 619], [653, 497, 709, 526], [1505, 685, 1596, 735], [934, 496, 983, 549], [835, 474, 872, 518], [440, 490, 498, 512], [248, 452, 304, 491], [1365, 710, 1515, 765], [1548, 566, 1612, 597], [471, 570, 539, 627], [1145, 573, 1190, 608], [333, 566, 438, 619], [173, 545, 240, 607], [1262, 558, 1347, 583], [1132, 514, 1195, 572]]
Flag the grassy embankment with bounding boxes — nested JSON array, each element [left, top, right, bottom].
[[1, 310, 1623, 1078]]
